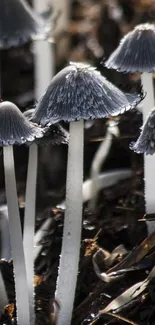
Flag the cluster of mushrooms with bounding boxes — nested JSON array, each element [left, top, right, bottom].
[[1, 2, 155, 325], [105, 23, 155, 216]]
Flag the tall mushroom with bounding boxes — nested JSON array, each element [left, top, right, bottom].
[[0, 1, 50, 322], [23, 1, 53, 320], [32, 62, 143, 325], [0, 101, 43, 325], [105, 23, 155, 214]]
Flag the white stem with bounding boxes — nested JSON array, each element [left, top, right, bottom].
[[33, 0, 54, 100], [55, 120, 84, 325], [0, 55, 9, 317], [0, 205, 12, 260], [23, 143, 38, 325], [3, 146, 30, 325], [58, 169, 133, 209], [34, 217, 52, 260], [88, 130, 113, 211], [141, 73, 155, 214], [23, 2, 54, 323]]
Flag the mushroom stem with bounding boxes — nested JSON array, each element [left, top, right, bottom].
[[33, 0, 54, 99], [23, 142, 38, 325], [3, 145, 30, 325], [88, 129, 113, 212], [55, 120, 84, 325], [141, 73, 155, 214], [0, 205, 11, 260]]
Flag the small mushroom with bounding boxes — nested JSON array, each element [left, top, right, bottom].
[[0, 0, 50, 100], [0, 0, 48, 49], [105, 23, 155, 214], [32, 62, 142, 325], [130, 107, 155, 155], [23, 108, 68, 325], [105, 23, 155, 73], [0, 101, 43, 325]]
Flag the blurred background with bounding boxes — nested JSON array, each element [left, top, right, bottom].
[[1, 1, 155, 324]]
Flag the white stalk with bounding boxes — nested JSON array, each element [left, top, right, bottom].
[[88, 125, 119, 212], [55, 120, 84, 325], [3, 146, 30, 325], [23, 2, 54, 323], [0, 205, 12, 260], [88, 129, 113, 211], [33, 0, 54, 100], [23, 143, 38, 325], [141, 73, 155, 214], [0, 54, 9, 319], [34, 217, 53, 260], [58, 169, 133, 209]]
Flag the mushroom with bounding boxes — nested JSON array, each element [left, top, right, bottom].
[[32, 62, 143, 325], [0, 0, 47, 49], [0, 1, 50, 323], [0, 101, 43, 325], [0, 0, 49, 97], [130, 107, 155, 155], [105, 23, 155, 214], [22, 2, 53, 321], [23, 108, 68, 325]]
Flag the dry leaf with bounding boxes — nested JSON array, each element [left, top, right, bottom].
[[4, 303, 14, 318]]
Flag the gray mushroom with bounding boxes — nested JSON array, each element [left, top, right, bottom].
[[0, 0, 48, 49], [105, 23, 155, 214], [32, 62, 143, 125], [105, 23, 155, 73], [131, 107, 155, 155], [23, 107, 68, 325], [0, 101, 43, 325], [32, 61, 142, 325]]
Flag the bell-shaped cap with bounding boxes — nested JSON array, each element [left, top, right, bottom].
[[32, 62, 143, 126], [130, 108, 155, 155], [24, 108, 69, 145], [105, 23, 155, 73], [0, 0, 48, 49], [0, 101, 43, 146]]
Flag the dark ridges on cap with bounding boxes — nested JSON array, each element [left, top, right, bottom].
[[0, 0, 47, 49], [0, 101, 43, 146], [24, 108, 69, 145], [130, 108, 155, 155], [32, 62, 142, 126], [105, 24, 155, 73]]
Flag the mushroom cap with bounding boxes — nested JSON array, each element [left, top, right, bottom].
[[105, 23, 155, 73], [0, 0, 47, 49], [24, 108, 69, 145], [130, 108, 155, 155], [0, 101, 43, 146], [32, 62, 143, 126]]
